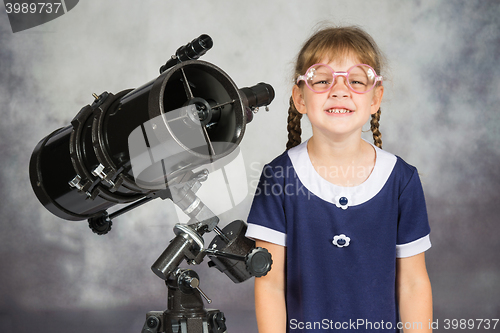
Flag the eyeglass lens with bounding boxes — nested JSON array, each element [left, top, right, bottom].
[[306, 64, 377, 93]]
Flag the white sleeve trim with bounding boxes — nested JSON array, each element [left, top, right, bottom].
[[245, 223, 286, 247], [396, 234, 431, 258]]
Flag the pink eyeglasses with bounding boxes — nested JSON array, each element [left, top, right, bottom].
[[297, 63, 383, 94]]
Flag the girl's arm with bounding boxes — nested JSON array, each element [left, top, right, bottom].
[[396, 252, 433, 332], [254, 240, 286, 333]]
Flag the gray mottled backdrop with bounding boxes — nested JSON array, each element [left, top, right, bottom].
[[1, 1, 499, 332]]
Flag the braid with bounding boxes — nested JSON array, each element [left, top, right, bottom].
[[370, 107, 382, 149], [286, 96, 302, 150]]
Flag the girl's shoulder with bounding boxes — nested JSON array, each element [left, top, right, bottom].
[[372, 144, 419, 179], [390, 154, 424, 192], [393, 154, 419, 176], [267, 150, 293, 168], [369, 144, 422, 193]]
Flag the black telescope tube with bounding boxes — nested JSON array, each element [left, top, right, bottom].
[[160, 34, 214, 73]]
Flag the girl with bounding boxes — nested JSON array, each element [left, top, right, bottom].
[[246, 26, 432, 332]]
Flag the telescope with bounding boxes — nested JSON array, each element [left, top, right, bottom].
[[29, 35, 274, 333]]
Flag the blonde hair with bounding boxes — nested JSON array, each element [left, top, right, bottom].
[[287, 26, 385, 150]]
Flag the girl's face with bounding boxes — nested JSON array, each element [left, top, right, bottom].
[[292, 55, 384, 142]]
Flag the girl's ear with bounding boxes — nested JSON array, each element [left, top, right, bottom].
[[292, 85, 307, 114], [370, 85, 384, 114]]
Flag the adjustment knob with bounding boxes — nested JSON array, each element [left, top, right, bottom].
[[88, 212, 112, 235], [245, 247, 272, 277]]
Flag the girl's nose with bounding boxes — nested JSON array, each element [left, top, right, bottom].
[[330, 74, 350, 98]]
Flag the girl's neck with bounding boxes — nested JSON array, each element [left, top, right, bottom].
[[307, 133, 376, 187], [308, 131, 366, 162]]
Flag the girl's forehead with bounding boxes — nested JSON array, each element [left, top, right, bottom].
[[312, 47, 364, 67], [318, 54, 363, 68]]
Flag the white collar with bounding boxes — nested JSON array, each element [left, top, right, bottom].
[[287, 139, 397, 208]]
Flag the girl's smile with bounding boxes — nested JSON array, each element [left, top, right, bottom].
[[324, 108, 354, 116]]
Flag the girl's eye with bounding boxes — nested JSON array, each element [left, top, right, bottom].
[[309, 72, 332, 86], [350, 80, 367, 86], [349, 72, 369, 86], [313, 80, 331, 85]]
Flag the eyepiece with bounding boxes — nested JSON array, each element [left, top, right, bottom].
[[239, 82, 275, 109], [177, 34, 213, 61], [160, 34, 214, 73]]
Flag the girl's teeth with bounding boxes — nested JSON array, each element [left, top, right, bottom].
[[327, 109, 351, 113]]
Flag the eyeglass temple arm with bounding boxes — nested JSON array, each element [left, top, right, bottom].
[[296, 75, 306, 84]]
